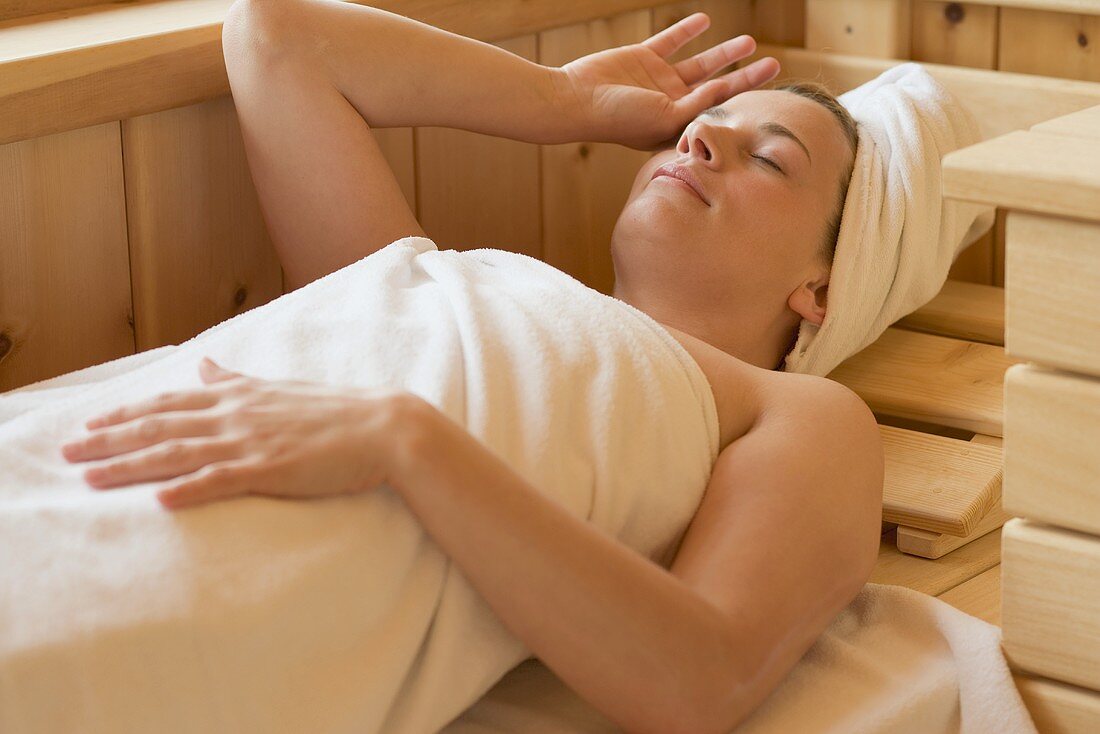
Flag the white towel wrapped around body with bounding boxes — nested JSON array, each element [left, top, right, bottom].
[[783, 63, 996, 376], [0, 236, 720, 734]]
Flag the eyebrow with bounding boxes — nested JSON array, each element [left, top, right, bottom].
[[699, 107, 813, 166]]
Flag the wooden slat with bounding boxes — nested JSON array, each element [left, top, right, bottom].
[[942, 130, 1100, 222], [0, 0, 681, 147], [1000, 7, 1100, 83], [121, 95, 282, 350], [415, 35, 542, 259], [911, 1, 999, 71], [1013, 673, 1100, 734], [898, 504, 1011, 559], [829, 328, 1017, 437], [880, 425, 1002, 536], [756, 44, 1100, 141], [0, 0, 104, 23], [805, 0, 911, 58], [937, 564, 1001, 626], [1002, 518, 1100, 692], [966, 0, 1100, 13], [1006, 213, 1100, 375], [872, 526, 1001, 596], [1005, 364, 1100, 537], [538, 9, 652, 295], [1031, 104, 1100, 139], [895, 280, 1004, 345], [0, 122, 134, 392], [749, 0, 804, 46]]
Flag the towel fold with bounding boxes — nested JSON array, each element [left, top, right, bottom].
[[0, 236, 719, 734], [783, 63, 996, 377], [445, 583, 1038, 734]]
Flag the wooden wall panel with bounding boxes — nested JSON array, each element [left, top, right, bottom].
[[0, 121, 133, 391], [750, 0, 805, 46], [121, 95, 282, 351], [415, 35, 541, 258], [538, 9, 653, 294], [911, 1, 1000, 285], [0, 0, 104, 23], [1000, 8, 1100, 82], [806, 0, 912, 58], [653, 1, 753, 64]]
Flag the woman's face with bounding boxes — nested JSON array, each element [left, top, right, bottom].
[[610, 89, 855, 353]]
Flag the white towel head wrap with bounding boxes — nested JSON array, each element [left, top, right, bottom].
[[781, 63, 995, 376]]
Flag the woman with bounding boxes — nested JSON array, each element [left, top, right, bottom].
[[39, 1, 883, 732]]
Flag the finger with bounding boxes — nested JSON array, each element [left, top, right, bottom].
[[61, 413, 222, 462], [701, 56, 782, 97], [156, 461, 258, 510], [83, 437, 239, 490], [84, 389, 220, 430], [641, 12, 710, 60], [673, 35, 755, 87]]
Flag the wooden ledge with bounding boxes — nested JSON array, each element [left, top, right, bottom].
[[960, 0, 1100, 14], [0, 0, 669, 146], [943, 129, 1100, 223]]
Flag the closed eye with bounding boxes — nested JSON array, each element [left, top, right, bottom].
[[752, 154, 783, 174]]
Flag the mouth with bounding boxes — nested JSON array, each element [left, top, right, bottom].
[[650, 164, 709, 206]]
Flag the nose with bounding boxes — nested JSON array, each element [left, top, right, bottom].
[[679, 121, 719, 165]]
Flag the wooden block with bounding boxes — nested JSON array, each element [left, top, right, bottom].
[[895, 279, 1004, 345], [873, 526, 1000, 596], [1006, 213, 1100, 376], [942, 130, 1100, 222], [1002, 518, 1100, 692], [1005, 364, 1100, 537], [880, 425, 1003, 536], [937, 564, 1001, 626], [1013, 672, 1100, 734], [806, 0, 911, 58], [912, 1, 999, 70], [897, 503, 1010, 559], [829, 328, 1018, 437], [1031, 104, 1100, 140]]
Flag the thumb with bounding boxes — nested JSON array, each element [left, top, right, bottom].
[[199, 356, 242, 383]]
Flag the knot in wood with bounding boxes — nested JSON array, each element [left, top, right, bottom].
[[0, 332, 12, 362], [944, 3, 965, 24], [234, 286, 248, 308]]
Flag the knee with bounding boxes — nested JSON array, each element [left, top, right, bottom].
[[222, 0, 310, 66]]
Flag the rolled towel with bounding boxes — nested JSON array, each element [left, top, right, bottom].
[[782, 63, 996, 377]]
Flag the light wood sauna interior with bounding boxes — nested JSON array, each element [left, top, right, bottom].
[[2, 0, 1099, 729]]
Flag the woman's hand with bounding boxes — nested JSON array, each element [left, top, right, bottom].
[[59, 357, 424, 510], [552, 12, 780, 151]]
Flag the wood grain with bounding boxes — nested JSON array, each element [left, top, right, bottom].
[[829, 328, 1018, 437], [0, 121, 133, 391], [895, 280, 1004, 346], [1031, 104, 1100, 139], [1000, 7, 1100, 83], [1013, 673, 1100, 734], [880, 425, 1003, 537], [805, 0, 911, 58], [1005, 363, 1100, 537], [1005, 213, 1100, 375], [872, 526, 1001, 596], [1002, 518, 1100, 692], [936, 564, 1001, 625]]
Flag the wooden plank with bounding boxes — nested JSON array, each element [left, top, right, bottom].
[[805, 0, 911, 58], [1013, 673, 1100, 734], [0, 0, 104, 23], [121, 95, 282, 350], [749, 0, 804, 46], [1031, 104, 1100, 139], [872, 526, 1001, 596], [942, 130, 1100, 222], [1006, 213, 1100, 375], [880, 425, 1003, 537], [895, 279, 1004, 345], [1005, 364, 1100, 537], [1000, 7, 1100, 83], [911, 1, 999, 71], [829, 328, 1018, 437], [755, 44, 1100, 141], [898, 504, 1011, 559], [415, 34, 541, 258], [0, 0, 684, 147], [1002, 518, 1100, 692], [937, 564, 1001, 625], [538, 9, 652, 295], [967, 0, 1100, 13], [0, 121, 134, 392]]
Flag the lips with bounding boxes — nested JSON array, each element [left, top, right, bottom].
[[651, 163, 709, 206]]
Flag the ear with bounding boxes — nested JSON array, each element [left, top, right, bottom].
[[787, 275, 829, 326]]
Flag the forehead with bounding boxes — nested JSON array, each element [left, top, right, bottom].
[[704, 90, 850, 165]]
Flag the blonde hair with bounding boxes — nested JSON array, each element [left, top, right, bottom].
[[772, 80, 859, 267]]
